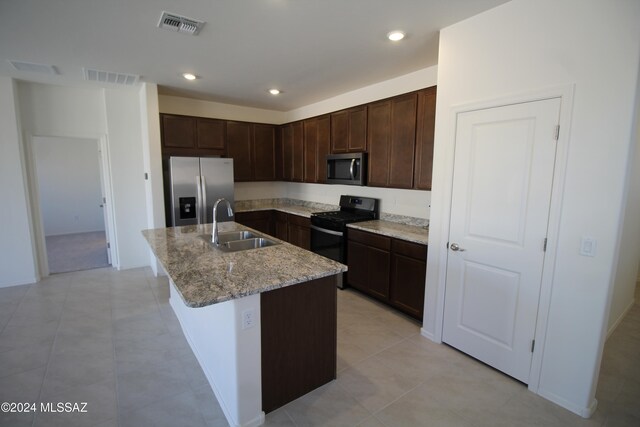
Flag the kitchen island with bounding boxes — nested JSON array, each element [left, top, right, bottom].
[[142, 222, 347, 427]]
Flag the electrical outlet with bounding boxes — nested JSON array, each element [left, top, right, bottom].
[[242, 309, 255, 330], [579, 237, 597, 257]]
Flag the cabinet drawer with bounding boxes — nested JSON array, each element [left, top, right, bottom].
[[288, 214, 310, 227], [348, 229, 391, 251], [392, 239, 427, 261]]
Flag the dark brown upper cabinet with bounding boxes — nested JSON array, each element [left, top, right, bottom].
[[331, 106, 367, 153], [160, 114, 226, 156], [226, 121, 253, 181], [414, 86, 437, 190], [282, 121, 304, 182], [367, 93, 418, 189], [252, 123, 278, 181], [303, 115, 331, 183], [227, 121, 277, 182]]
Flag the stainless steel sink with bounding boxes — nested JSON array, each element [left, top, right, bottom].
[[217, 230, 259, 244], [221, 238, 279, 252], [199, 230, 279, 252]]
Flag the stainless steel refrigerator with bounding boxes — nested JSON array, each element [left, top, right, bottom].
[[169, 157, 234, 227]]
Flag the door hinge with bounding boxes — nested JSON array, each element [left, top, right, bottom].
[[446, 242, 449, 249], [107, 242, 111, 249], [554, 125, 560, 141], [531, 339, 536, 353], [543, 238, 547, 252]]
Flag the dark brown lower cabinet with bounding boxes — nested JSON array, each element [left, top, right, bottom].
[[234, 210, 310, 249], [234, 211, 273, 235], [346, 229, 391, 300], [261, 275, 337, 412], [347, 228, 426, 320], [390, 239, 427, 320], [287, 214, 311, 250]]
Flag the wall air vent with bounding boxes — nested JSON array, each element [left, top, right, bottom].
[[157, 11, 205, 35], [83, 68, 140, 86], [9, 60, 58, 75]]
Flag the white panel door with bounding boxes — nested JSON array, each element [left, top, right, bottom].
[[443, 98, 561, 383]]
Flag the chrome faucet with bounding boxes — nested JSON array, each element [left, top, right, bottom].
[[212, 198, 233, 245]]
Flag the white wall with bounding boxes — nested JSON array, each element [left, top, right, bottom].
[[32, 136, 105, 236], [103, 89, 149, 269], [139, 83, 165, 275], [0, 77, 38, 287], [608, 61, 640, 334], [159, 94, 286, 124], [427, 0, 640, 417]]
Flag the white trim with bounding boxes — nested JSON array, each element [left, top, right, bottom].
[[98, 135, 120, 268], [420, 327, 437, 342], [431, 84, 575, 395], [537, 388, 598, 419]]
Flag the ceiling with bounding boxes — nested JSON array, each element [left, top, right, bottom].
[[0, 0, 509, 111]]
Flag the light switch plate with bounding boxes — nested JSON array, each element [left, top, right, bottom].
[[580, 237, 597, 257]]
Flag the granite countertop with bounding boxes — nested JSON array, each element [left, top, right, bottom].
[[347, 220, 429, 245], [235, 199, 337, 218], [142, 222, 347, 308]]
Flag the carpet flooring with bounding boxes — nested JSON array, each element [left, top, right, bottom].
[[45, 231, 110, 274]]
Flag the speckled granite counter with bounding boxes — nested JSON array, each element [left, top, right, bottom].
[[235, 198, 337, 218], [347, 220, 429, 245], [142, 221, 347, 308]]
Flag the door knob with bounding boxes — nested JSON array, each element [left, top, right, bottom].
[[450, 243, 465, 252]]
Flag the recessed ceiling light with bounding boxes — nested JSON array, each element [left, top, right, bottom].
[[183, 73, 197, 80], [387, 31, 406, 42], [269, 89, 281, 95]]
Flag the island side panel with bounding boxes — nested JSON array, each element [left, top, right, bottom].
[[260, 275, 338, 413]]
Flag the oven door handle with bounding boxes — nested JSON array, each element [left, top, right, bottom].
[[310, 225, 344, 236]]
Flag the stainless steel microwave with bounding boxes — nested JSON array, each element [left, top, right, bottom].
[[326, 153, 367, 186]]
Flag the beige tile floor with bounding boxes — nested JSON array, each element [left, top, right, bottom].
[[0, 267, 637, 427]]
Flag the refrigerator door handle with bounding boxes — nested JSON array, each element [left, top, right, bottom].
[[201, 175, 207, 223], [195, 175, 203, 224]]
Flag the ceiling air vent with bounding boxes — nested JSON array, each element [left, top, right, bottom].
[[9, 60, 58, 75], [83, 68, 140, 86], [157, 11, 205, 35]]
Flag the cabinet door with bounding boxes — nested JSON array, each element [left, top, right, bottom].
[[367, 100, 392, 187], [317, 115, 331, 183], [292, 121, 305, 182], [287, 215, 310, 249], [390, 239, 427, 320], [303, 118, 318, 183], [253, 124, 277, 181], [348, 106, 367, 152], [330, 110, 348, 153], [161, 114, 196, 149], [196, 118, 225, 152], [227, 121, 253, 181], [414, 87, 437, 190], [347, 240, 368, 290], [235, 211, 273, 235], [282, 124, 293, 181], [368, 247, 391, 300], [388, 93, 417, 189], [331, 106, 367, 153], [274, 211, 288, 241]]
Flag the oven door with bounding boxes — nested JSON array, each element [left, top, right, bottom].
[[310, 225, 345, 289]]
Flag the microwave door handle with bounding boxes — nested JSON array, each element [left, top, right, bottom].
[[349, 158, 356, 180]]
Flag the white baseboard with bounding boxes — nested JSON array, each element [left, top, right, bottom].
[[0, 276, 37, 288], [536, 388, 597, 418], [420, 327, 440, 343], [607, 298, 635, 340]]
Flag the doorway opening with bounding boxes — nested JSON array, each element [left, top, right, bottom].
[[31, 136, 112, 274]]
